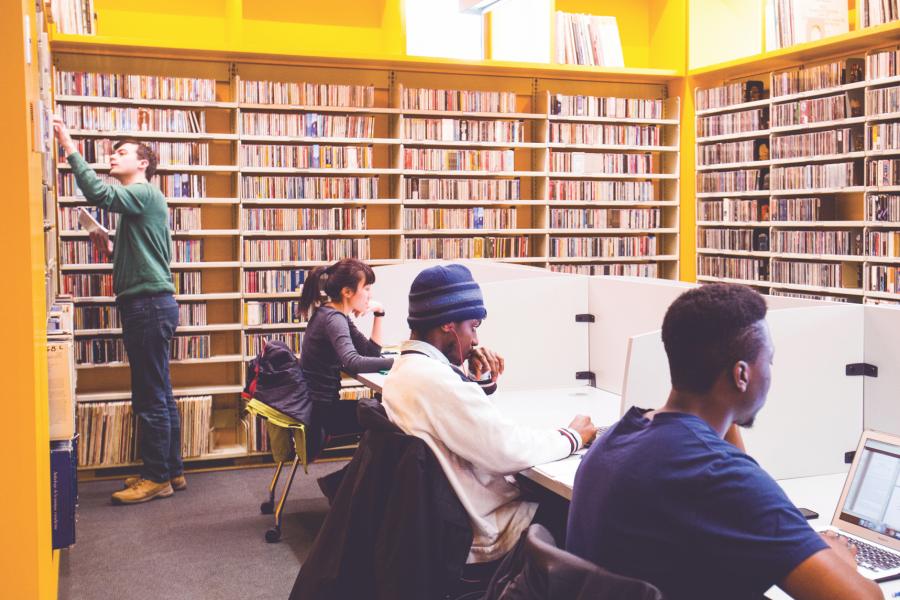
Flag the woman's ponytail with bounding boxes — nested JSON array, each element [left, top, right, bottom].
[[299, 266, 327, 319]]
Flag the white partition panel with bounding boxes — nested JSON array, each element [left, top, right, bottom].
[[745, 305, 864, 478], [479, 276, 590, 391], [591, 277, 833, 395], [589, 277, 694, 394], [370, 261, 564, 345], [621, 305, 865, 479], [621, 329, 669, 413], [864, 305, 900, 436]]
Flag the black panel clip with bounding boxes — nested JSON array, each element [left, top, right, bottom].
[[575, 314, 595, 323], [575, 371, 596, 387], [846, 363, 878, 378]]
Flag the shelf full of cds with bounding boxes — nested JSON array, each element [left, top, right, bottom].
[[695, 47, 900, 305]]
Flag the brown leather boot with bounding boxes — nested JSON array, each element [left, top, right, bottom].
[[123, 474, 187, 491], [111, 479, 174, 504]]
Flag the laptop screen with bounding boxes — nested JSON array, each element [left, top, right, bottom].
[[840, 438, 900, 542]]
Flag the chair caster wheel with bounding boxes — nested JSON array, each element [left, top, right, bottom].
[[265, 527, 281, 543], [260, 501, 274, 514]]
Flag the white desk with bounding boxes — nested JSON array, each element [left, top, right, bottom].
[[494, 386, 619, 500], [353, 371, 386, 394], [491, 386, 621, 430], [775, 473, 845, 531], [354, 371, 622, 501], [353, 372, 621, 430]]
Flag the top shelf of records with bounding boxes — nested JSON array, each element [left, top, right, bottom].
[[55, 71, 222, 104], [694, 47, 900, 139], [861, 0, 900, 28], [52, 70, 680, 127], [695, 55, 871, 114]]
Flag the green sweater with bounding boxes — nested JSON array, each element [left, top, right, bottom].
[[68, 152, 175, 299]]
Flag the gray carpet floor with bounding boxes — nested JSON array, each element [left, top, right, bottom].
[[59, 462, 344, 600]]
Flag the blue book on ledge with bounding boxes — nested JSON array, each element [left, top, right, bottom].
[[50, 437, 78, 549]]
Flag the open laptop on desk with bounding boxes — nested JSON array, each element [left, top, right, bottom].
[[824, 430, 900, 581]]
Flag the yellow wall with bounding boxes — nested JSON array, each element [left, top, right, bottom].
[[62, 0, 685, 72], [91, 0, 230, 49], [688, 0, 763, 70], [554, 0, 687, 72], [69, 0, 406, 59], [3, 0, 55, 597], [242, 0, 405, 57], [675, 76, 696, 282]]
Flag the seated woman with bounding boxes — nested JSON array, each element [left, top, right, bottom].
[[299, 258, 394, 456]]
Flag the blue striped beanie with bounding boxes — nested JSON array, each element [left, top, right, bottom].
[[407, 264, 487, 330]]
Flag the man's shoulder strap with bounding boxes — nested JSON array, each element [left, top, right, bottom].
[[401, 349, 471, 384]]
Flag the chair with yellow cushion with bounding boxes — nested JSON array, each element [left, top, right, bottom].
[[245, 398, 308, 543]]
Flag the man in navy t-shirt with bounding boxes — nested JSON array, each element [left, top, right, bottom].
[[566, 283, 879, 600]]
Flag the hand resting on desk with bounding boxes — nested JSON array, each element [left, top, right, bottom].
[[568, 415, 598, 447]]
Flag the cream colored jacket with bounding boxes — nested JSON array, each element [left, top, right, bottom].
[[382, 340, 582, 563]]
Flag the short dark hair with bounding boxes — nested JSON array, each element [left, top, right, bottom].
[[113, 139, 158, 180], [661, 283, 768, 394]]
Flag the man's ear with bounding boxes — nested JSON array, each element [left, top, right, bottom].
[[733, 361, 750, 392], [440, 322, 455, 334], [137, 158, 149, 171]]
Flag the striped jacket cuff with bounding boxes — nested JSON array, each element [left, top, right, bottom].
[[558, 427, 583, 455], [472, 372, 498, 396], [476, 378, 497, 396]]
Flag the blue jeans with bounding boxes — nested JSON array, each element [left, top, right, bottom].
[[118, 292, 182, 483]]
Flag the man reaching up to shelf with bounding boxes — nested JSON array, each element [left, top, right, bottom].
[[54, 117, 185, 505]]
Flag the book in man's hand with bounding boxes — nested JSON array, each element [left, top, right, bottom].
[[77, 207, 108, 235]]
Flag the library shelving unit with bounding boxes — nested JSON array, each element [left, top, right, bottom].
[[49, 29, 683, 476], [38, 30, 58, 313], [394, 80, 548, 267], [692, 25, 900, 305], [52, 55, 253, 474], [234, 63, 402, 427], [542, 87, 680, 278]]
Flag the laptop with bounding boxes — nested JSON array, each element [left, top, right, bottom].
[[825, 430, 900, 581]]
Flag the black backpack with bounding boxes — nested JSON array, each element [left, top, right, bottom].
[[242, 340, 312, 427]]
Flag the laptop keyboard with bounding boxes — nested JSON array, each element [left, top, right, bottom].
[[837, 534, 900, 571]]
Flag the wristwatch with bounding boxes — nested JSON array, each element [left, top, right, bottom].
[[373, 311, 386, 317]]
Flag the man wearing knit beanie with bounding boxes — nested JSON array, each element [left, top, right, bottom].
[[405, 263, 501, 390], [382, 263, 597, 589]]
